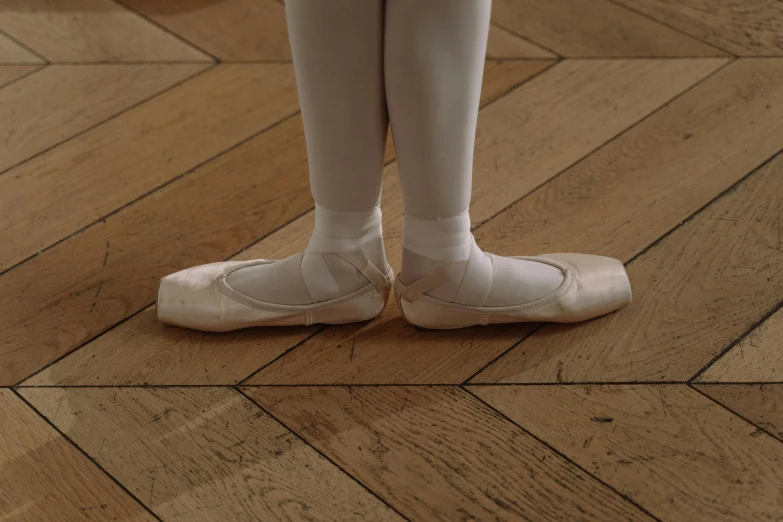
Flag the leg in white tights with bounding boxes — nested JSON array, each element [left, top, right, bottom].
[[226, 0, 390, 304], [385, 0, 565, 307], [158, 0, 631, 331]]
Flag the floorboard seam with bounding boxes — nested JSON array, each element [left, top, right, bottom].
[[10, 388, 165, 522], [472, 144, 783, 387], [463, 59, 737, 384], [11, 57, 783, 66], [489, 20, 562, 58], [4, 57, 755, 390], [12, 191, 310, 387], [12, 381, 728, 389], [234, 386, 413, 521], [0, 103, 300, 277], [688, 384, 783, 445], [461, 386, 663, 522], [0, 63, 214, 182], [7, 60, 216, 65], [9, 382, 783, 389], [689, 297, 783, 382], [237, 327, 327, 385], [603, 0, 734, 56], [240, 57, 734, 388], [626, 147, 783, 266], [471, 57, 735, 233], [110, 0, 220, 63], [70, 58, 562, 390], [0, 27, 49, 63], [0, 64, 44, 90], [463, 326, 543, 384]]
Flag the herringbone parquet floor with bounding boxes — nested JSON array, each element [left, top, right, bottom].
[[1, 1, 783, 521]]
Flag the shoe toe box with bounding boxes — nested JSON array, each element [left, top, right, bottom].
[[543, 253, 632, 322], [157, 261, 238, 331]]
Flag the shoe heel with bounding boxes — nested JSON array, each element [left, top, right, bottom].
[[394, 280, 484, 330], [393, 286, 413, 326]]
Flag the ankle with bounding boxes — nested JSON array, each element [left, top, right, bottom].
[[400, 211, 473, 284], [306, 204, 383, 252]]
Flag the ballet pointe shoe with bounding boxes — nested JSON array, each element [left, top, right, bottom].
[[394, 252, 631, 330], [157, 250, 393, 332]]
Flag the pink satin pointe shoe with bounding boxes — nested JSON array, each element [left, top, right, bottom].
[[157, 250, 393, 332], [394, 250, 632, 330]]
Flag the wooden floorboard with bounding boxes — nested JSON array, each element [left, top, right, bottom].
[[4, 1, 783, 518], [19, 387, 403, 522], [246, 385, 653, 521], [472, 384, 783, 521], [18, 115, 316, 388], [0, 63, 39, 88], [20, 59, 723, 388], [485, 24, 556, 59], [613, 0, 783, 56], [246, 58, 729, 386], [0, 63, 297, 272], [474, 147, 783, 383], [0, 0, 210, 62], [696, 306, 783, 383], [117, 0, 553, 62], [0, 33, 43, 63], [694, 384, 783, 443], [471, 58, 783, 384], [118, 0, 290, 62], [0, 63, 207, 173], [491, 0, 725, 57], [0, 389, 156, 521], [15, 60, 541, 388]]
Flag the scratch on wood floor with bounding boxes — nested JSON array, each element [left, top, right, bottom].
[[349, 326, 357, 362], [148, 408, 174, 423], [398, 397, 408, 418], [89, 281, 104, 312], [660, 390, 668, 417], [47, 394, 67, 442]]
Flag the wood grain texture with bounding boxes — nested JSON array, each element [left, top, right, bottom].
[[108, 6, 551, 62], [697, 307, 783, 382], [492, 0, 724, 57], [486, 23, 555, 58], [0, 63, 207, 173], [0, 389, 155, 522], [472, 59, 783, 384], [246, 59, 727, 386], [695, 384, 783, 442], [0, 33, 42, 63], [476, 60, 554, 111], [0, 63, 298, 272], [614, 0, 783, 56], [119, 0, 290, 61], [0, 64, 39, 87], [19, 387, 400, 522], [246, 386, 652, 522], [472, 384, 783, 521], [0, 0, 209, 62], [468, 59, 726, 226], [20, 60, 545, 387], [7, 114, 312, 388]]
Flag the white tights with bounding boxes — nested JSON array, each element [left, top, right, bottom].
[[230, 0, 564, 307]]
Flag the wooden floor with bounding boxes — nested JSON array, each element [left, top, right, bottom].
[[2, 0, 783, 520]]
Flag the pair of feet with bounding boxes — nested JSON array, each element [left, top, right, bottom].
[[157, 209, 632, 331]]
